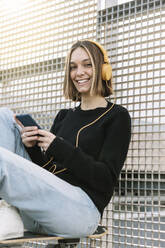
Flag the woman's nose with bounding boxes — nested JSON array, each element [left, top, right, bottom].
[[76, 65, 84, 76]]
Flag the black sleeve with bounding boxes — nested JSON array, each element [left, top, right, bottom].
[[50, 109, 69, 134], [45, 108, 131, 193], [25, 145, 46, 166]]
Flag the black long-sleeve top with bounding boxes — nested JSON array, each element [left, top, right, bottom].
[[26, 101, 131, 216]]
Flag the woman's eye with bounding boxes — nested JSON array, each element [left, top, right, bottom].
[[85, 63, 92, 67], [70, 66, 76, 70]]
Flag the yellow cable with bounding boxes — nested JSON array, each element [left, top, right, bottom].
[[76, 103, 115, 147], [42, 157, 54, 168], [42, 102, 115, 175]]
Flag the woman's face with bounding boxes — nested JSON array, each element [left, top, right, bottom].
[[70, 47, 93, 96]]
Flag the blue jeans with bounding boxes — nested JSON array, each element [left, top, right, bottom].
[[0, 108, 100, 238]]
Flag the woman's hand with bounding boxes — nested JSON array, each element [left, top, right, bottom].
[[37, 130, 56, 152], [14, 115, 39, 147], [21, 126, 39, 147]]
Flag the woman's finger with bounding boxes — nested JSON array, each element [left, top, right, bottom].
[[21, 130, 39, 137], [22, 126, 38, 132], [37, 129, 49, 136], [22, 136, 38, 142]]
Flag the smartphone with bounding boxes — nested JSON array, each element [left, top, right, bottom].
[[16, 114, 41, 129]]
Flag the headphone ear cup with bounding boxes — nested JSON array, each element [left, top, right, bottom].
[[102, 63, 112, 81]]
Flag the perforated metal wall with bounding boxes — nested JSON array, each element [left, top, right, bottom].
[[0, 0, 165, 247], [0, 0, 97, 129], [97, 0, 165, 247]]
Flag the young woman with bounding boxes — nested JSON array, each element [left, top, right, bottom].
[[0, 40, 131, 239]]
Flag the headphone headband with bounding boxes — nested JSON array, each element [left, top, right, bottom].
[[86, 40, 110, 64]]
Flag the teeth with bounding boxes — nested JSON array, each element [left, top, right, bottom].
[[77, 79, 88, 83]]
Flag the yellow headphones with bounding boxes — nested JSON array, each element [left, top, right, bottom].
[[86, 40, 112, 81]]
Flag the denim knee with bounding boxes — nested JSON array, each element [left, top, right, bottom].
[[0, 108, 14, 130]]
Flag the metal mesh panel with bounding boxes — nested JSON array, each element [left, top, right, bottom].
[[97, 0, 165, 247], [0, 0, 165, 247], [0, 0, 97, 128]]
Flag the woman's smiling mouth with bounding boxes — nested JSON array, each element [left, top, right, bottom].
[[77, 79, 90, 85]]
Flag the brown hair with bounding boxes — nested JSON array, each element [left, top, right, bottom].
[[63, 40, 113, 101]]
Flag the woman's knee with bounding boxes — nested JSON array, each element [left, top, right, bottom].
[[0, 108, 14, 129], [0, 107, 13, 116]]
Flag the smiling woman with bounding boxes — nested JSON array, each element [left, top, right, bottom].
[[0, 40, 131, 240], [64, 40, 113, 104]]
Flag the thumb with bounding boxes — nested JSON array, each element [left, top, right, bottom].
[[14, 114, 24, 128]]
